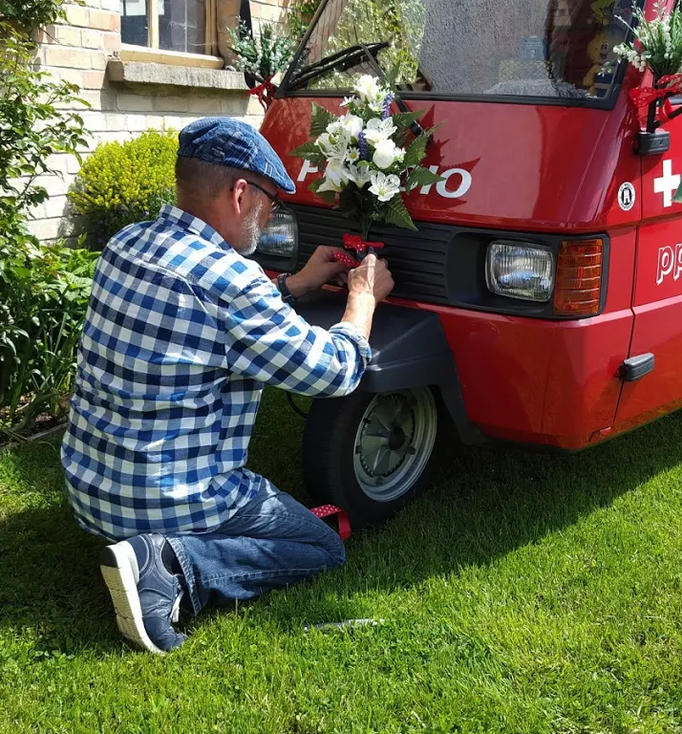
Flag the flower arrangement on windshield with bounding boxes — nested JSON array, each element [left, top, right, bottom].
[[290, 74, 441, 239]]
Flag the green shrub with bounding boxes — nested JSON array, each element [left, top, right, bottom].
[[0, 16, 91, 438], [69, 129, 178, 243], [0, 233, 98, 437]]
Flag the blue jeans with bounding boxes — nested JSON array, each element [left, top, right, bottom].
[[165, 481, 346, 614]]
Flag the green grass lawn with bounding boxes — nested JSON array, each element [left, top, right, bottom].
[[2, 389, 682, 733]]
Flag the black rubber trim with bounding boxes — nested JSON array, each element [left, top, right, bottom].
[[620, 353, 655, 382], [293, 289, 487, 445]]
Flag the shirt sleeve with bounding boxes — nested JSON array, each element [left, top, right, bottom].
[[218, 271, 372, 398]]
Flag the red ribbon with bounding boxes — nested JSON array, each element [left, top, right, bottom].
[[629, 74, 682, 110], [248, 75, 276, 110], [310, 504, 351, 541], [342, 233, 386, 254]]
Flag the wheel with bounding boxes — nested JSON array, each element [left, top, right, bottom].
[[302, 387, 442, 525]]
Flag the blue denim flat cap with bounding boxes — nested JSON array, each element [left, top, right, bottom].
[[178, 117, 296, 194]]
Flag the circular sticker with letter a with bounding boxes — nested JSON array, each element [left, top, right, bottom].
[[618, 182, 636, 211]]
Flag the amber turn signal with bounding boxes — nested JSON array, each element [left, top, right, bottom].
[[553, 239, 604, 317]]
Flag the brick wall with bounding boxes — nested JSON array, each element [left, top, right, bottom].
[[29, 0, 289, 241]]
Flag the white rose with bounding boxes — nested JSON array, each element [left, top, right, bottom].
[[316, 133, 334, 154], [339, 114, 364, 140], [354, 74, 382, 103], [369, 171, 401, 202], [363, 117, 397, 145], [372, 139, 403, 170]]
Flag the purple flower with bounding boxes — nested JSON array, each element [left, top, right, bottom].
[[358, 131, 369, 161], [382, 93, 395, 120]]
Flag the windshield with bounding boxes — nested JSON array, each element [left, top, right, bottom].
[[282, 0, 639, 103]]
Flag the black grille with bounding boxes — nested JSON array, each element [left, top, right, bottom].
[[293, 205, 453, 305]]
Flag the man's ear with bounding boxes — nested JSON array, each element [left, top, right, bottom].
[[231, 178, 249, 216]]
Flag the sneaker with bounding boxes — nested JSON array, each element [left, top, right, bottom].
[[99, 533, 187, 654]]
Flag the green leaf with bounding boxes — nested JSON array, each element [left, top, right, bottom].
[[310, 103, 338, 136], [309, 177, 337, 205], [391, 110, 424, 131], [406, 166, 444, 192], [380, 194, 418, 231], [674, 180, 682, 203], [289, 142, 326, 167], [403, 134, 430, 168]]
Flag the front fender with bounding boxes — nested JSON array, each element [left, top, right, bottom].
[[293, 290, 487, 445]]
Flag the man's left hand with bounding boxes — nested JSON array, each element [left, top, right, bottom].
[[285, 246, 353, 299]]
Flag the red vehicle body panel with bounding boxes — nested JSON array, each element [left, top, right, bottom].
[[260, 1, 682, 450]]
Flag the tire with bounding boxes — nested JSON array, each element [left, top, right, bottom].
[[302, 387, 442, 526]]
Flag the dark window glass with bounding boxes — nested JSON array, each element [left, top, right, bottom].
[[121, 0, 149, 47], [159, 0, 206, 54]]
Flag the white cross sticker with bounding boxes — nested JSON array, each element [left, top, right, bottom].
[[654, 159, 681, 208]]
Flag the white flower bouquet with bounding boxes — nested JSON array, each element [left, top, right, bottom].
[[290, 74, 441, 240], [613, 1, 682, 79], [613, 2, 682, 134]]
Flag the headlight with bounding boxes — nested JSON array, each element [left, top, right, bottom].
[[485, 241, 555, 302], [256, 208, 298, 259]]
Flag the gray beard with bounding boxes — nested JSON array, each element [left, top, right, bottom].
[[237, 200, 264, 257]]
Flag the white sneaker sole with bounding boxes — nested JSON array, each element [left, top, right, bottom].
[[99, 542, 165, 655]]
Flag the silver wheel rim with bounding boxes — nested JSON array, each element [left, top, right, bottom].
[[352, 388, 438, 502]]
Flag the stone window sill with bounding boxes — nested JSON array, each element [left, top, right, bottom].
[[108, 45, 248, 91]]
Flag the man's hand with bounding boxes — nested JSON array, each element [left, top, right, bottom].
[[285, 246, 352, 298], [348, 254, 394, 303], [342, 254, 394, 341]]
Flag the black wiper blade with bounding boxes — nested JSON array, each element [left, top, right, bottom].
[[287, 42, 389, 91]]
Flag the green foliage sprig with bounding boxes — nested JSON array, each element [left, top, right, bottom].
[[228, 20, 296, 81]]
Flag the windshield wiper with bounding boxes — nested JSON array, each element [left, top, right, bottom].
[[286, 42, 389, 92]]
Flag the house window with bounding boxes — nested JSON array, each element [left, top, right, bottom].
[[120, 0, 234, 55]]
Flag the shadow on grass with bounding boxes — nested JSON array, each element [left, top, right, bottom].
[[2, 389, 682, 650]]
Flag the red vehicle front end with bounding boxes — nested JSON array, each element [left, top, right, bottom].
[[255, 0, 682, 522]]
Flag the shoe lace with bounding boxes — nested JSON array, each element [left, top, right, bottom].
[[171, 587, 184, 624]]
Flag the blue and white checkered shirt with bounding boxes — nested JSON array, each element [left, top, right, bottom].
[[62, 205, 371, 541]]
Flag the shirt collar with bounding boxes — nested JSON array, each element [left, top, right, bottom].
[[157, 204, 231, 250]]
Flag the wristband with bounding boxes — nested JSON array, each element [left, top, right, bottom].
[[276, 272, 297, 303]]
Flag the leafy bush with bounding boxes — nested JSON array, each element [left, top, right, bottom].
[[286, 0, 322, 42], [0, 0, 64, 28], [0, 17, 91, 438], [68, 129, 178, 242], [0, 236, 98, 437]]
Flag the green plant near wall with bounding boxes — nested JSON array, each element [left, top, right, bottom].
[[0, 13, 91, 437], [0, 236, 98, 438], [287, 0, 323, 42], [68, 129, 178, 243], [0, 0, 64, 28]]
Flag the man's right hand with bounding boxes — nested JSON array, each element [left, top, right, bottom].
[[342, 254, 394, 341], [348, 254, 394, 304]]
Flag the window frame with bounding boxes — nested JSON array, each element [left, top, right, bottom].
[[120, 0, 253, 60]]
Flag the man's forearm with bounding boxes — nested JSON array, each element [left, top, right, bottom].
[[341, 292, 376, 341]]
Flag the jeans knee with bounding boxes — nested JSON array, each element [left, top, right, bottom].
[[324, 529, 346, 568]]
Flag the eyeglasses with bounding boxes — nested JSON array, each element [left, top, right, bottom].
[[233, 180, 283, 214]]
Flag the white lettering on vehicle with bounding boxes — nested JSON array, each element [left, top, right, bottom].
[[656, 243, 682, 285], [296, 162, 472, 199]]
